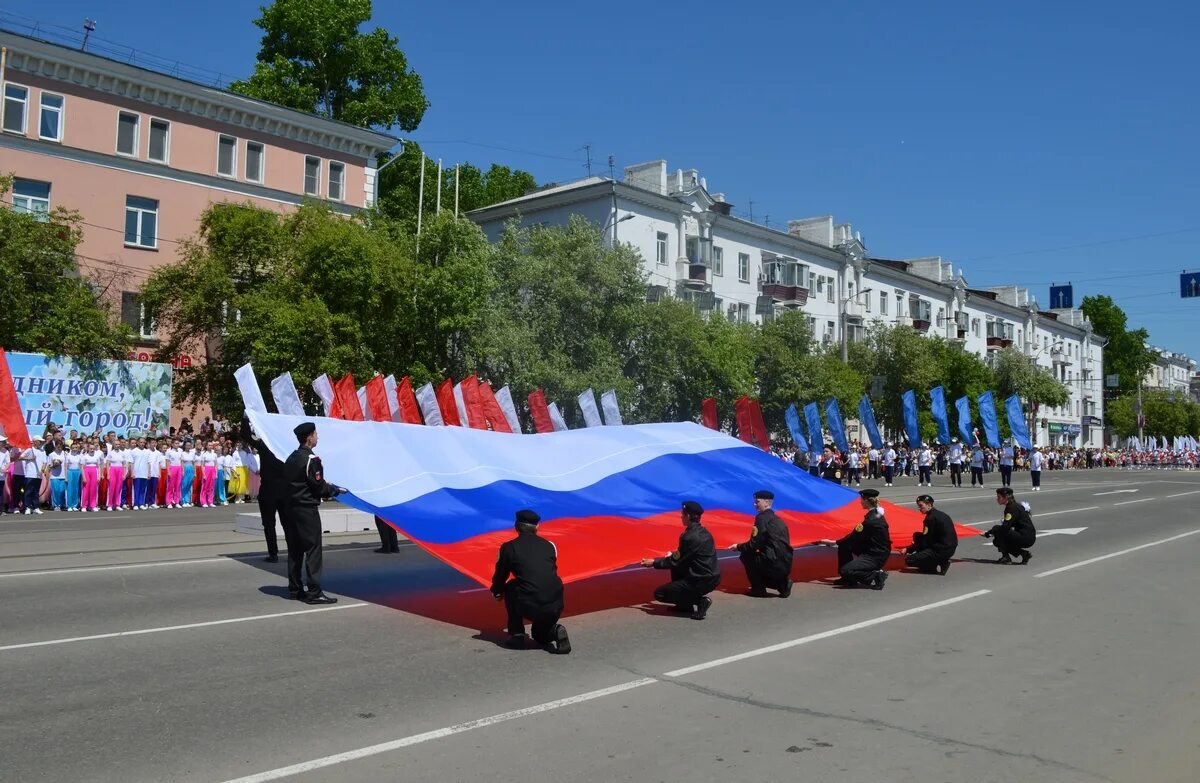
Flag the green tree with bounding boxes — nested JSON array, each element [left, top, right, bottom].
[[231, 0, 428, 130], [993, 348, 1070, 439], [0, 177, 132, 359], [1106, 390, 1200, 438], [1080, 295, 1154, 396], [850, 322, 943, 435]]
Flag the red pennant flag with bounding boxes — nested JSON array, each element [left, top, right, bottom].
[[527, 389, 554, 434], [435, 379, 462, 426], [748, 398, 770, 451], [460, 374, 489, 430], [700, 397, 718, 430], [365, 375, 391, 422], [396, 376, 423, 424], [733, 396, 755, 445], [0, 348, 32, 449], [334, 374, 365, 421], [476, 381, 513, 433]]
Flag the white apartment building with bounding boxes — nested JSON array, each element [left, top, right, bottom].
[[469, 159, 1107, 447], [1144, 348, 1195, 394]]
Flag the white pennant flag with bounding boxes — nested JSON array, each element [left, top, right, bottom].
[[270, 372, 305, 416], [453, 382, 469, 427], [357, 386, 369, 419], [415, 382, 443, 426], [577, 388, 603, 428], [311, 374, 336, 416], [599, 389, 622, 426], [383, 375, 402, 422], [547, 402, 569, 432], [234, 363, 268, 414], [495, 385, 522, 433]]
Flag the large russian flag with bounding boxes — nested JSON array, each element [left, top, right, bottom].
[[246, 413, 968, 586]]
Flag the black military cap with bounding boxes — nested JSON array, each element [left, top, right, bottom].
[[859, 488, 880, 499], [916, 494, 934, 504], [996, 487, 1014, 498], [515, 509, 540, 525], [681, 500, 704, 516], [293, 422, 316, 441], [753, 489, 774, 500]]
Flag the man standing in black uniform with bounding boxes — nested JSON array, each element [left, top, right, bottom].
[[733, 490, 793, 598], [490, 509, 571, 654], [640, 500, 721, 620], [903, 494, 958, 575], [282, 422, 345, 604], [984, 487, 1036, 564], [242, 417, 285, 564], [832, 488, 892, 589], [374, 515, 400, 553], [819, 447, 842, 484]]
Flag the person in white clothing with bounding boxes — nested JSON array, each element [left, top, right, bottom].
[[917, 446, 933, 487], [1029, 446, 1044, 490], [999, 441, 1015, 488], [131, 439, 154, 510], [882, 445, 897, 486]]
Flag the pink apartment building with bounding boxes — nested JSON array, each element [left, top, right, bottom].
[[0, 29, 397, 421]]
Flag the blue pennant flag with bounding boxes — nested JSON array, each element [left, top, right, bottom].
[[825, 399, 850, 453], [929, 386, 951, 445], [784, 403, 809, 454], [803, 402, 825, 453], [901, 390, 923, 447], [1005, 395, 1032, 449], [977, 391, 1001, 448], [858, 395, 884, 449], [955, 396, 974, 444]]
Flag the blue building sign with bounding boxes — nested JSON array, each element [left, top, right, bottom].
[[1049, 284, 1074, 309]]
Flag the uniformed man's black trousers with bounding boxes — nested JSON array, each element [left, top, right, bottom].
[[918, 465, 932, 484], [838, 541, 887, 585], [259, 492, 281, 558], [284, 505, 324, 594], [905, 548, 952, 573], [999, 465, 1013, 486], [654, 575, 720, 611], [504, 591, 563, 645], [970, 466, 984, 486], [950, 464, 963, 486], [740, 550, 790, 593], [987, 526, 1034, 558], [375, 516, 399, 551]]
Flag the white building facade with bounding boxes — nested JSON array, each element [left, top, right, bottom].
[[469, 159, 1109, 447]]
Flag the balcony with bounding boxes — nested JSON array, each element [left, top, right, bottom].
[[912, 318, 931, 333], [894, 315, 913, 328], [759, 281, 809, 306], [843, 299, 866, 320], [986, 335, 1013, 348], [1051, 347, 1073, 365]]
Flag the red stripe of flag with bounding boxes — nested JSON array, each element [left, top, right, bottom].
[[334, 374, 365, 421], [365, 375, 391, 422], [0, 348, 31, 449], [396, 376, 423, 424], [527, 389, 554, 434], [435, 379, 462, 426]]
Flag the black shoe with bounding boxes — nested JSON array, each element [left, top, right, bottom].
[[691, 596, 712, 620], [746, 588, 768, 598], [1018, 551, 1032, 565], [778, 579, 793, 598], [996, 555, 1013, 565], [870, 571, 888, 591], [938, 560, 951, 575], [288, 590, 309, 601], [505, 634, 527, 649], [832, 577, 851, 587], [263, 554, 279, 563], [552, 624, 571, 654], [668, 604, 694, 613], [304, 592, 337, 605], [373, 547, 392, 554]]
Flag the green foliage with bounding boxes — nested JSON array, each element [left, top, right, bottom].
[[0, 177, 132, 359], [993, 348, 1070, 409], [1106, 390, 1200, 438], [1080, 295, 1154, 396], [850, 322, 944, 432], [231, 0, 428, 130]]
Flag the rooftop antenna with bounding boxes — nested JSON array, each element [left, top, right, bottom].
[[607, 154, 615, 180], [580, 144, 593, 177], [82, 19, 97, 51]]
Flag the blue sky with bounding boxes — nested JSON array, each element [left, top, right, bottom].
[[5, 1, 1199, 358]]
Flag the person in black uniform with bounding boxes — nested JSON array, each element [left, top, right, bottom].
[[903, 494, 958, 575], [832, 488, 891, 589], [819, 447, 842, 484], [490, 509, 571, 654], [640, 500, 721, 620], [984, 487, 1036, 564], [733, 489, 793, 597], [374, 515, 400, 553], [281, 422, 345, 604], [241, 416, 285, 564]]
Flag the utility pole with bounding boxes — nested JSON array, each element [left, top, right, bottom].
[[581, 145, 593, 177], [1136, 380, 1144, 443]]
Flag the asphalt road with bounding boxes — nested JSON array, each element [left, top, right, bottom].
[[1, 468, 1198, 783]]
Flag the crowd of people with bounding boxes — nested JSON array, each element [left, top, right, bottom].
[[1, 421, 263, 515]]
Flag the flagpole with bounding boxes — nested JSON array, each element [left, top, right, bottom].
[[454, 164, 460, 219], [436, 158, 443, 215], [416, 152, 425, 259]]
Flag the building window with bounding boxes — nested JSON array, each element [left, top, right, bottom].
[[328, 161, 345, 201], [304, 156, 321, 196], [895, 292, 903, 313], [879, 291, 888, 315], [656, 232, 668, 265], [3, 84, 29, 134], [737, 302, 750, 323], [865, 290, 871, 312], [712, 246, 723, 276], [38, 93, 64, 141], [217, 135, 237, 177], [738, 252, 749, 282], [116, 112, 139, 156], [826, 277, 835, 303], [122, 292, 156, 339], [245, 141, 264, 183], [124, 196, 159, 249], [12, 178, 50, 220], [815, 276, 825, 295], [148, 119, 170, 163]]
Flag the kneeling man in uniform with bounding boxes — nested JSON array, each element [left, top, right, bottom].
[[491, 509, 571, 654], [641, 500, 721, 620]]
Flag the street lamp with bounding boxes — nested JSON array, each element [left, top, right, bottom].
[[841, 287, 872, 362], [602, 212, 635, 243]]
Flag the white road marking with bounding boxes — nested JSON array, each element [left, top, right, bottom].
[[1037, 527, 1087, 537], [218, 589, 992, 782], [1113, 498, 1155, 506], [1034, 529, 1200, 578], [962, 506, 1098, 526], [1166, 490, 1200, 498], [0, 603, 366, 653], [1093, 489, 1139, 496]]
